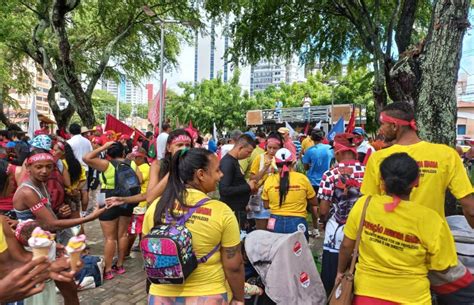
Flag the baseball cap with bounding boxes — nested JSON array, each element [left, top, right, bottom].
[[278, 127, 290, 134]]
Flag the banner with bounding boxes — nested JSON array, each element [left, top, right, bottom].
[[285, 121, 295, 137], [213, 122, 218, 140], [28, 97, 41, 139], [327, 116, 344, 141], [148, 80, 167, 128], [105, 114, 134, 136], [345, 104, 356, 133]]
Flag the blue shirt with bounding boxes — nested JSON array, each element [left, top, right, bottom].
[[302, 144, 333, 186]]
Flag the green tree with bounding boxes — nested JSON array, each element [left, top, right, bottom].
[[0, 0, 200, 128], [205, 0, 471, 144], [167, 70, 257, 132]]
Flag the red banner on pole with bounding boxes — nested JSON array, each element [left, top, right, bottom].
[[345, 105, 356, 133], [105, 114, 134, 136], [148, 80, 167, 128]]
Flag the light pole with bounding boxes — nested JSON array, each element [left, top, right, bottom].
[[328, 79, 338, 127], [143, 5, 190, 133]]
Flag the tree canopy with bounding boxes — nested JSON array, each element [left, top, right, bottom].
[[0, 0, 201, 128]]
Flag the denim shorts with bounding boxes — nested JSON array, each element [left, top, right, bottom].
[[267, 214, 309, 239]]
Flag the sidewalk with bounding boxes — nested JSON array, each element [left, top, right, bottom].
[[59, 220, 148, 305]]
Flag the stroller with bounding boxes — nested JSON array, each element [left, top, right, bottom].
[[447, 216, 474, 273], [244, 230, 327, 305]]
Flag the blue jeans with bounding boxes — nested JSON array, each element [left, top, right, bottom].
[[268, 214, 309, 240]]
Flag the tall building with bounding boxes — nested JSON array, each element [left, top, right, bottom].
[[8, 59, 54, 118], [250, 56, 305, 95], [101, 78, 145, 105]]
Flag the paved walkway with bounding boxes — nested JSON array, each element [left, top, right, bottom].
[[59, 220, 148, 305], [59, 219, 324, 304]]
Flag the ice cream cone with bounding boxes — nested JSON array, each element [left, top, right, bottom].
[[69, 251, 81, 272], [31, 246, 50, 260]]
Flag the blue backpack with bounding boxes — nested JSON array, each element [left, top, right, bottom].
[[140, 198, 220, 284]]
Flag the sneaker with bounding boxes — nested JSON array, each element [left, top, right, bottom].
[[112, 265, 126, 275], [104, 271, 114, 280]]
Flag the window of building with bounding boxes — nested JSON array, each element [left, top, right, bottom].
[[457, 124, 467, 135]]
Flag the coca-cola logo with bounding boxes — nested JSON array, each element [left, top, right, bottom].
[[293, 241, 302, 256], [300, 272, 310, 288]]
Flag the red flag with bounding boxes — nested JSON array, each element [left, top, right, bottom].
[[132, 128, 146, 146], [105, 114, 134, 136], [304, 122, 310, 135], [148, 80, 167, 128], [185, 120, 198, 140], [345, 105, 356, 133]]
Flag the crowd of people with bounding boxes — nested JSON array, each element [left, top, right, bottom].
[[0, 101, 473, 305]]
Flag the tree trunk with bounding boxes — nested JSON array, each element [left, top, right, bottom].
[[416, 0, 470, 145], [47, 83, 75, 129], [0, 85, 21, 130]]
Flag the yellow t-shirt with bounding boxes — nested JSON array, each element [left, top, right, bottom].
[[142, 188, 240, 297], [100, 162, 115, 190], [361, 141, 473, 217], [239, 146, 265, 179], [301, 137, 314, 154], [137, 163, 150, 208], [345, 195, 457, 304], [62, 161, 86, 191], [262, 172, 316, 217], [0, 220, 7, 253], [250, 153, 277, 186]]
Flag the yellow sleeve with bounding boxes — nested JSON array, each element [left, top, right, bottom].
[[239, 158, 250, 176], [0, 220, 7, 253], [142, 201, 158, 235], [425, 215, 458, 271], [250, 155, 261, 176], [447, 149, 474, 200], [304, 175, 316, 199], [221, 205, 241, 248], [344, 196, 365, 240], [360, 153, 382, 195], [80, 167, 86, 181], [261, 177, 271, 201]]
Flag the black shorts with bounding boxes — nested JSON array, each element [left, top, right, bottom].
[[307, 185, 320, 212], [99, 205, 134, 221]]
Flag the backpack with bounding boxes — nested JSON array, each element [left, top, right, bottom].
[[332, 166, 362, 225], [141, 198, 220, 284], [102, 159, 141, 197], [75, 255, 104, 290]]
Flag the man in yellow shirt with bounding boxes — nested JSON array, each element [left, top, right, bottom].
[[361, 101, 474, 303], [0, 217, 77, 303]]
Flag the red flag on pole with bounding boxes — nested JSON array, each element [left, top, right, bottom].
[[132, 128, 147, 146], [303, 122, 310, 135], [185, 120, 198, 140], [105, 114, 134, 136], [345, 105, 356, 133], [148, 80, 167, 128]]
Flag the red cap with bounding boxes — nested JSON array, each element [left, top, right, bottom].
[[119, 134, 131, 141]]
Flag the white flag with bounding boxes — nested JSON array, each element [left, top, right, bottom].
[[213, 122, 218, 140], [285, 121, 295, 137], [28, 97, 41, 139], [314, 120, 322, 130]]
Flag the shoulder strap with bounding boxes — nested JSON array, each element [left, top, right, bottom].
[[20, 182, 44, 199], [165, 197, 211, 225], [348, 195, 371, 274]]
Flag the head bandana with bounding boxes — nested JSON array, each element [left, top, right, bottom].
[[380, 112, 417, 131], [275, 148, 295, 177], [384, 176, 419, 212], [266, 138, 281, 147], [131, 146, 146, 158], [333, 133, 358, 156], [27, 153, 54, 165], [171, 135, 192, 146], [30, 135, 52, 151], [334, 142, 357, 156]]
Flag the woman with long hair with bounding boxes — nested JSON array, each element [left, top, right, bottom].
[[13, 149, 104, 305], [140, 148, 244, 305], [337, 153, 457, 304], [53, 142, 86, 221], [249, 132, 283, 229], [146, 129, 193, 204], [262, 148, 316, 240]]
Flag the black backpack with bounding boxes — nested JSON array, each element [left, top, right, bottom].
[[102, 160, 141, 198]]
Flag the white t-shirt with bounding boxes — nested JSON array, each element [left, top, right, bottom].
[[220, 144, 234, 158], [67, 134, 92, 171], [156, 132, 169, 160], [302, 97, 311, 108]]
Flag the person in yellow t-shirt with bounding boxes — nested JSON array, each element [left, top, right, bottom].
[[249, 132, 283, 230], [360, 102, 474, 302], [262, 148, 316, 240], [137, 148, 243, 305], [301, 135, 314, 155], [339, 153, 457, 304], [127, 147, 151, 254]]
